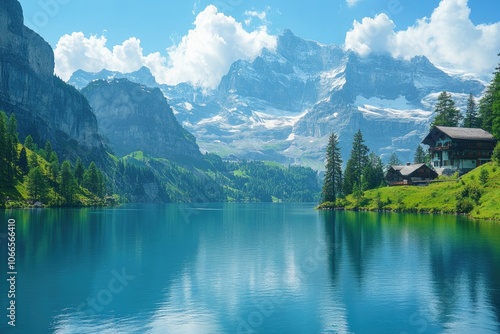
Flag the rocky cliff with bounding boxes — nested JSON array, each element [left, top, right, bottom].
[[81, 79, 203, 163], [0, 0, 107, 165], [69, 30, 487, 169]]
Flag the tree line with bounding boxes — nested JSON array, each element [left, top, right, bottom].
[[430, 54, 500, 138], [322, 130, 385, 204], [0, 111, 107, 207]]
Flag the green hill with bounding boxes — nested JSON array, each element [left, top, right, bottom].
[[318, 162, 500, 221]]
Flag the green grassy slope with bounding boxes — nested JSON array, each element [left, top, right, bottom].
[[319, 162, 500, 220]]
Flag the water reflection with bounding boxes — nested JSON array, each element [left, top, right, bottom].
[[321, 210, 500, 333], [0, 205, 499, 333]]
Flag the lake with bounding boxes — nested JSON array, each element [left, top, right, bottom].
[[1, 203, 500, 333]]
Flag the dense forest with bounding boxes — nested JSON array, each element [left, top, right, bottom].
[[0, 112, 320, 208], [110, 151, 320, 204], [0, 111, 109, 207]]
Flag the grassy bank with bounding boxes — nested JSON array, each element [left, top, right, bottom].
[[318, 162, 500, 221]]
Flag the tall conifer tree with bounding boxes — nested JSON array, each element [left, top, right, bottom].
[[463, 93, 480, 128], [343, 130, 369, 195], [430, 91, 462, 128], [322, 133, 343, 203]]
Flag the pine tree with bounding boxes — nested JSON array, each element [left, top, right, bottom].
[[361, 152, 385, 191], [490, 55, 500, 139], [74, 158, 85, 185], [322, 133, 343, 203], [83, 162, 105, 197], [0, 112, 7, 186], [24, 135, 36, 151], [387, 152, 403, 168], [414, 145, 427, 164], [479, 55, 500, 135], [26, 166, 47, 202], [18, 146, 29, 175], [343, 130, 369, 195], [48, 152, 60, 180], [430, 91, 462, 128], [463, 93, 480, 128], [6, 114, 18, 182], [44, 141, 53, 161], [8, 114, 18, 146], [59, 160, 77, 205]]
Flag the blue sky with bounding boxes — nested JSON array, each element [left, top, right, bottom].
[[17, 0, 500, 88]]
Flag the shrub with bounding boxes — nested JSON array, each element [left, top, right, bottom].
[[456, 198, 474, 213], [479, 169, 489, 184], [461, 183, 482, 203]]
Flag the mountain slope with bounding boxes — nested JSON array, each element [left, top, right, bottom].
[[69, 31, 486, 169], [0, 0, 108, 166], [81, 79, 204, 165]]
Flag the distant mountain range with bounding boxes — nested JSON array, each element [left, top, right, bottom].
[[70, 29, 485, 170], [0, 0, 322, 204]]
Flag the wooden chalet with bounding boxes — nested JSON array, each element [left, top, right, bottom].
[[422, 126, 496, 174], [386, 163, 438, 186]]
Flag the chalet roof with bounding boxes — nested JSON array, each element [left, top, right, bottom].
[[390, 163, 426, 176], [422, 126, 496, 146]]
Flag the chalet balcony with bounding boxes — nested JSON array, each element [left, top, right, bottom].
[[449, 152, 492, 159]]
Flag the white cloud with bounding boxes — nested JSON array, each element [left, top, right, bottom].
[[346, 0, 361, 7], [244, 8, 271, 27], [344, 0, 500, 78], [245, 10, 267, 21], [54, 5, 277, 90], [344, 14, 395, 56]]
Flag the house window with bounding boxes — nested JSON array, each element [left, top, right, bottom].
[[434, 161, 439, 167]]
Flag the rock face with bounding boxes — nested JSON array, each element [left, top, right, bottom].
[[0, 0, 107, 165], [69, 30, 486, 169], [81, 79, 203, 162]]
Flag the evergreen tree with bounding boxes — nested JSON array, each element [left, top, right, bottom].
[[361, 152, 385, 191], [490, 55, 500, 139], [74, 158, 85, 185], [48, 151, 60, 180], [43, 141, 53, 161], [0, 112, 8, 185], [26, 166, 47, 201], [414, 145, 428, 164], [24, 135, 36, 151], [7, 115, 19, 182], [7, 114, 18, 145], [343, 130, 369, 195], [463, 93, 480, 128], [322, 133, 343, 203], [18, 146, 29, 175], [479, 55, 500, 135], [430, 91, 462, 128], [29, 153, 39, 169], [83, 162, 104, 197], [59, 160, 77, 205], [387, 152, 403, 167]]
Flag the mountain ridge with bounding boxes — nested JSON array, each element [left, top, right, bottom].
[[68, 30, 486, 169]]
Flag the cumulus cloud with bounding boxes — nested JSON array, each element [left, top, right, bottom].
[[54, 5, 277, 89], [163, 5, 276, 88], [344, 0, 500, 78]]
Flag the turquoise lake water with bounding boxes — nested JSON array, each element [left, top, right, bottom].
[[1, 203, 499, 333]]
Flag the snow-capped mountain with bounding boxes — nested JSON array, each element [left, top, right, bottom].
[[69, 30, 485, 170]]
